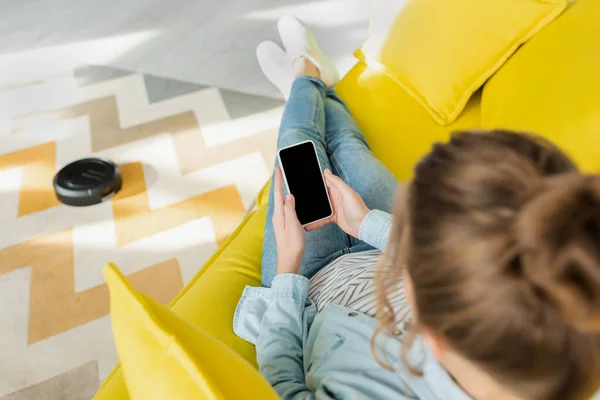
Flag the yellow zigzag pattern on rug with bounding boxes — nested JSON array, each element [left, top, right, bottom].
[[3, 95, 277, 216], [0, 163, 246, 343]]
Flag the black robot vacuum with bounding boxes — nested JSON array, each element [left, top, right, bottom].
[[53, 158, 122, 206]]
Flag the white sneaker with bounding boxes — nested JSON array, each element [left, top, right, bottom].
[[277, 16, 340, 87], [256, 40, 294, 100]]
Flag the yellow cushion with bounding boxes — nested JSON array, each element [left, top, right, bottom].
[[359, 0, 567, 125], [103, 262, 278, 400], [336, 61, 482, 181], [482, 0, 600, 173], [94, 205, 268, 400]]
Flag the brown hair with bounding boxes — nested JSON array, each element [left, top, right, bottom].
[[374, 130, 600, 400]]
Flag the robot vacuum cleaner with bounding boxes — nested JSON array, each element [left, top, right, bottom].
[[53, 158, 122, 206]]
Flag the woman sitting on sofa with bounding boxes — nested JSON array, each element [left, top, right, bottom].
[[233, 17, 600, 400]]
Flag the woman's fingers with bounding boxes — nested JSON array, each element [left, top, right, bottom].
[[324, 169, 348, 192], [273, 167, 285, 224], [305, 218, 331, 232], [284, 194, 301, 229], [324, 170, 349, 203], [284, 194, 299, 226]]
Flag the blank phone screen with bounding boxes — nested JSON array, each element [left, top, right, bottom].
[[279, 141, 332, 225]]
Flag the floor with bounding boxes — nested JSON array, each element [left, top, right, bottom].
[[0, 0, 370, 98], [0, 1, 370, 398], [0, 65, 284, 400]]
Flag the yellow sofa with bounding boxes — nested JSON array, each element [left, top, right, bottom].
[[94, 0, 600, 398]]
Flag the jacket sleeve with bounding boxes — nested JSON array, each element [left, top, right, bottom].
[[358, 209, 393, 251], [255, 274, 318, 399], [253, 276, 380, 399]]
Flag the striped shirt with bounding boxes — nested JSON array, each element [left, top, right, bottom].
[[308, 249, 412, 323]]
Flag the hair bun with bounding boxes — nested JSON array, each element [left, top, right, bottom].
[[516, 174, 600, 333]]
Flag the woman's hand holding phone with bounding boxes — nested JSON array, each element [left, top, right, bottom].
[[305, 169, 370, 238], [272, 165, 370, 275], [273, 167, 305, 275]]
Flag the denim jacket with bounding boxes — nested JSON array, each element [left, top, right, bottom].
[[233, 210, 473, 399]]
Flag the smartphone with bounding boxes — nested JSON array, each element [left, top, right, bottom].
[[277, 140, 333, 226]]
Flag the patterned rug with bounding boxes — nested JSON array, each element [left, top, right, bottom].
[[0, 65, 283, 399]]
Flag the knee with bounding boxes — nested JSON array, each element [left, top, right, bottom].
[[327, 130, 369, 151], [278, 127, 322, 148]]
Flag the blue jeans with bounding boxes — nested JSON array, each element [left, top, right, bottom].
[[261, 77, 398, 287]]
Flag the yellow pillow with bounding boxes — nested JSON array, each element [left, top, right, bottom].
[[358, 0, 567, 125], [482, 0, 600, 173], [104, 263, 278, 400], [336, 62, 482, 181]]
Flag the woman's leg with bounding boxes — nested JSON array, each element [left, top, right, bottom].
[[261, 76, 349, 287], [325, 87, 399, 249], [271, 16, 397, 252]]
